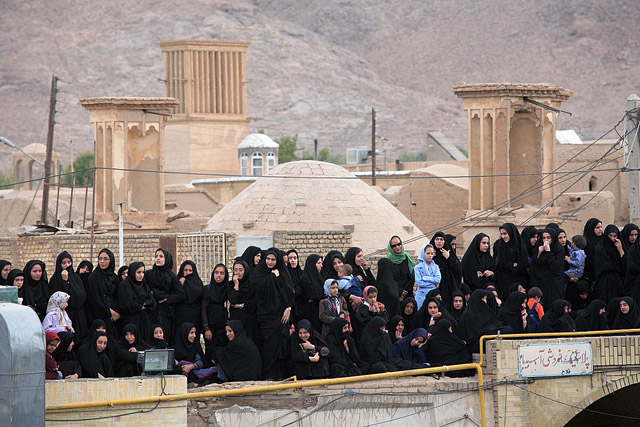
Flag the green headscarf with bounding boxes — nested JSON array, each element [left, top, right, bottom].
[[386, 235, 416, 273]]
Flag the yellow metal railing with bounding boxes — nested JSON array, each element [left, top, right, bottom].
[[46, 363, 488, 426]]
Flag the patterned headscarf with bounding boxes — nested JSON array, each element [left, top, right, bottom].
[[46, 291, 73, 329]]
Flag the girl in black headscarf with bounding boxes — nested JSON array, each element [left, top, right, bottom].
[[594, 224, 626, 304], [530, 228, 566, 308], [566, 279, 593, 318], [149, 324, 168, 349], [611, 297, 640, 330], [620, 224, 640, 252], [286, 249, 305, 324], [375, 258, 400, 318], [450, 291, 466, 324], [392, 328, 428, 369], [116, 262, 156, 342], [387, 315, 406, 344], [76, 260, 93, 286], [399, 297, 418, 334], [325, 317, 369, 377], [575, 299, 608, 332], [446, 234, 463, 286], [321, 250, 345, 281], [499, 291, 528, 333], [299, 254, 325, 332], [8, 269, 25, 304], [0, 260, 11, 285], [48, 251, 88, 342], [145, 248, 186, 346], [358, 316, 409, 373], [201, 263, 229, 360], [345, 247, 376, 290], [22, 260, 49, 319], [77, 331, 114, 378], [493, 223, 529, 300], [252, 248, 295, 380], [425, 319, 473, 376], [175, 260, 204, 345], [462, 233, 495, 291], [117, 265, 128, 285], [416, 296, 459, 335], [539, 300, 576, 333], [459, 289, 510, 353], [50, 331, 81, 379], [626, 232, 640, 302], [430, 231, 462, 311], [240, 246, 262, 271], [227, 259, 259, 346], [289, 319, 330, 379], [211, 320, 262, 382], [583, 218, 603, 283], [85, 249, 119, 337], [173, 322, 217, 386], [114, 323, 150, 377]]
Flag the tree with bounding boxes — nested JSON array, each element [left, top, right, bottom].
[[62, 151, 94, 186], [275, 134, 300, 163], [0, 171, 13, 189]]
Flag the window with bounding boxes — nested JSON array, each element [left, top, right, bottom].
[[240, 153, 249, 176], [267, 152, 276, 171], [252, 152, 263, 176]]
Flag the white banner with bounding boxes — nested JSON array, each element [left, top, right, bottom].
[[518, 342, 593, 377]]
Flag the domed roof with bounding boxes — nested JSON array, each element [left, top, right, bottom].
[[237, 133, 279, 149], [206, 160, 424, 254]]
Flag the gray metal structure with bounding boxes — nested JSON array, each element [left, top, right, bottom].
[[0, 303, 45, 426]]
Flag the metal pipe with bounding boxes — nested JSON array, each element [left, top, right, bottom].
[[46, 363, 487, 426], [478, 328, 640, 366]]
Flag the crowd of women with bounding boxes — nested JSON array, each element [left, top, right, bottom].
[[10, 216, 640, 385]]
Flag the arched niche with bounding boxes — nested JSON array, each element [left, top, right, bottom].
[[509, 114, 542, 205]]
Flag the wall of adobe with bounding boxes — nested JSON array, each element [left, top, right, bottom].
[[272, 230, 352, 269], [188, 375, 493, 427], [45, 376, 187, 426]]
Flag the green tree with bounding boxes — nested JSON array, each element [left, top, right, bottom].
[[0, 171, 13, 189], [399, 152, 427, 162], [62, 151, 94, 186], [275, 134, 300, 163]]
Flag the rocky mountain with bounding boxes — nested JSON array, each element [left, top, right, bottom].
[[1, 0, 638, 170]]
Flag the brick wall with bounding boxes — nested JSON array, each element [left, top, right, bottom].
[[272, 230, 352, 269], [484, 335, 640, 426], [0, 232, 231, 277], [45, 376, 187, 426]]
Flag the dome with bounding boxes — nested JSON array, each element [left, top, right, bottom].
[[206, 160, 424, 254], [237, 133, 279, 149]]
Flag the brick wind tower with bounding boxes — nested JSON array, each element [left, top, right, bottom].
[[159, 40, 251, 184]]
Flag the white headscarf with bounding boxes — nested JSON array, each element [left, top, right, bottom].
[[46, 291, 73, 329]]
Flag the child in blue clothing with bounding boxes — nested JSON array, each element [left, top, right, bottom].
[[338, 264, 362, 298], [414, 244, 441, 310], [565, 235, 587, 282]]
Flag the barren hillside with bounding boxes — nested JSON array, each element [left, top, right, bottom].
[[1, 0, 638, 171]]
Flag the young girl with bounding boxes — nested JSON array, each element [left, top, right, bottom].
[[149, 324, 168, 349], [289, 319, 330, 379], [392, 328, 428, 369], [318, 279, 349, 337], [414, 244, 441, 310], [45, 332, 63, 380], [356, 286, 389, 327], [42, 291, 74, 335], [174, 322, 218, 387]]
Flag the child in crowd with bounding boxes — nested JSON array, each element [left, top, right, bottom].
[[337, 264, 361, 297], [527, 287, 545, 332], [565, 235, 587, 282], [42, 291, 75, 335], [356, 286, 389, 326], [319, 279, 349, 337], [414, 244, 441, 310], [45, 331, 63, 380]]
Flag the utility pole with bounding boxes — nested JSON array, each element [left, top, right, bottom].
[[41, 74, 58, 225], [314, 139, 318, 161], [371, 107, 376, 186], [627, 94, 640, 223]]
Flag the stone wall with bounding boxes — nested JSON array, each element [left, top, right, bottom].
[[188, 375, 493, 427], [484, 335, 640, 426], [45, 376, 187, 426]]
